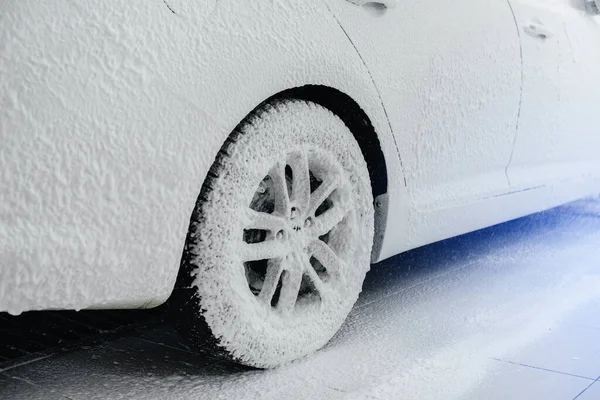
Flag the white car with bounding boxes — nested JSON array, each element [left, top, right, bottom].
[[1, 0, 599, 368]]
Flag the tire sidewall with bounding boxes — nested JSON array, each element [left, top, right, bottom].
[[185, 101, 374, 368]]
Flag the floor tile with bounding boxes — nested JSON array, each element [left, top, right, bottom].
[[463, 359, 594, 400], [499, 322, 600, 380], [576, 380, 600, 399], [565, 299, 600, 331], [0, 371, 52, 400], [0, 335, 223, 400]]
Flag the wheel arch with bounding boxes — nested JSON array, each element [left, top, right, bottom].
[[218, 84, 390, 263], [267, 85, 388, 200]]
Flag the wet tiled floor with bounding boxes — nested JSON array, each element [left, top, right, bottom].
[[2, 198, 600, 400]]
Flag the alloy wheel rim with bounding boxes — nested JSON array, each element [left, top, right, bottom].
[[240, 148, 357, 315]]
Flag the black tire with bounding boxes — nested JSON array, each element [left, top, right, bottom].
[[170, 99, 374, 368]]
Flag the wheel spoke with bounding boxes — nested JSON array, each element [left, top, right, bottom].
[[308, 177, 338, 217], [241, 239, 288, 262], [244, 208, 287, 232], [269, 162, 290, 215], [302, 256, 328, 299], [308, 239, 344, 276], [258, 259, 283, 304], [311, 203, 351, 237], [288, 151, 311, 212], [277, 260, 303, 312]]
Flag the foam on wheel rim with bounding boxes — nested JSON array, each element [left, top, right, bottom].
[[171, 100, 374, 368]]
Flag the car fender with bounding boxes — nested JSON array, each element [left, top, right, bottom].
[[0, 0, 406, 313]]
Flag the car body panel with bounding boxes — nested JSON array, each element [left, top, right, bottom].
[[0, 0, 406, 314], [1, 0, 599, 314], [326, 0, 522, 207], [507, 0, 600, 190], [325, 0, 523, 252], [330, 0, 600, 254]]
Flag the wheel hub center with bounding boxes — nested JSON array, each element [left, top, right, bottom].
[[240, 146, 357, 313], [287, 220, 309, 253]]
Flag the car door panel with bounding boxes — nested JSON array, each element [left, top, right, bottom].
[[324, 0, 521, 207], [505, 0, 561, 188], [507, 0, 600, 188], [554, 5, 600, 177], [323, 0, 521, 249]]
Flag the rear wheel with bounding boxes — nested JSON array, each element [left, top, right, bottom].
[[171, 100, 374, 368]]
